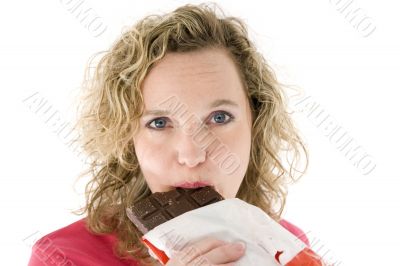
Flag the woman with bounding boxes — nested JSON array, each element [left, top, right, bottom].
[[29, 3, 310, 265]]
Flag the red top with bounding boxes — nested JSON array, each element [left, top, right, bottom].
[[28, 218, 310, 266]]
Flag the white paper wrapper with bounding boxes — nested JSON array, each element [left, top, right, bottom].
[[141, 198, 321, 265]]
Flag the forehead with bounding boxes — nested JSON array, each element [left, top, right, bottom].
[[141, 48, 246, 109]]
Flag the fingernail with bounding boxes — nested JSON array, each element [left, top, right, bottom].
[[233, 241, 246, 251]]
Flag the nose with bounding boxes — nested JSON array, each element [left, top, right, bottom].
[[176, 127, 206, 168]]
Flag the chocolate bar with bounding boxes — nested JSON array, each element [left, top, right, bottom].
[[126, 186, 224, 234]]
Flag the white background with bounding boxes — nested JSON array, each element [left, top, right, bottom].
[[1, 0, 399, 265]]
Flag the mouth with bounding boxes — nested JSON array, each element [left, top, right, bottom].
[[174, 181, 212, 189]]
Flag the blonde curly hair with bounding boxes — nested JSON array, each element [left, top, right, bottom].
[[71, 2, 308, 264]]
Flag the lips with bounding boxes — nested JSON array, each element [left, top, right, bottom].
[[174, 181, 211, 189]]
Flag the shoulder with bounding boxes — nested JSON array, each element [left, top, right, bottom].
[[279, 218, 310, 247], [28, 218, 138, 266]]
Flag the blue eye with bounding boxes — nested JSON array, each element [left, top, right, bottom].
[[146, 111, 234, 130], [147, 118, 169, 129], [211, 111, 234, 124]]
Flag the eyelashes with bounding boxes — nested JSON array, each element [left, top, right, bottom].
[[146, 111, 235, 130]]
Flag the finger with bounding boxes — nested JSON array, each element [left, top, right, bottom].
[[193, 242, 246, 265], [173, 237, 228, 263]]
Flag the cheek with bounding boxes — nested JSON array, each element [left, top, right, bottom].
[[228, 136, 251, 178], [220, 125, 251, 159], [134, 135, 171, 177], [210, 125, 251, 178], [219, 130, 251, 198]]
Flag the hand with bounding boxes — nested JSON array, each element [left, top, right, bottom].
[[165, 237, 246, 266]]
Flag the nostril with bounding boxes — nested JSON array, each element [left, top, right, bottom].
[[177, 151, 206, 167]]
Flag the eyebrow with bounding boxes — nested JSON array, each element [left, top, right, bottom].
[[143, 99, 239, 116]]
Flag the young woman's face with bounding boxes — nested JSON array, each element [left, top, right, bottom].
[[133, 48, 252, 198]]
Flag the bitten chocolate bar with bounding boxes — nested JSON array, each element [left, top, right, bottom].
[[126, 186, 224, 234]]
